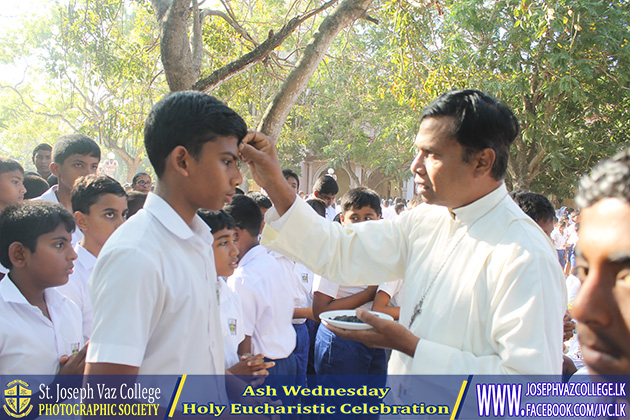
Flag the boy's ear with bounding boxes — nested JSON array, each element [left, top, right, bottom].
[[8, 242, 28, 268], [50, 162, 61, 177], [168, 146, 192, 177], [74, 211, 88, 232], [339, 212, 345, 224]]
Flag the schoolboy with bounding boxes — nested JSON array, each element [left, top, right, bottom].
[[0, 157, 26, 211], [0, 201, 86, 374], [312, 187, 386, 376], [23, 172, 50, 199], [56, 174, 127, 341], [86, 91, 246, 376], [282, 169, 300, 195], [34, 134, 101, 246], [32, 143, 53, 180], [0, 157, 26, 280], [224, 194, 298, 375], [311, 174, 339, 221], [197, 209, 274, 377]]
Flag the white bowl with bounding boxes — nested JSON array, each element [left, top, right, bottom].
[[319, 309, 394, 330]]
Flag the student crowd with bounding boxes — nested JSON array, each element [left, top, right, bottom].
[[0, 89, 629, 400]]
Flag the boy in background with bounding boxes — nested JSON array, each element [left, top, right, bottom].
[[312, 187, 385, 376], [86, 92, 246, 377], [310, 175, 339, 221], [225, 194, 297, 375], [32, 143, 52, 181], [0, 201, 86, 374], [198, 209, 274, 377], [0, 157, 26, 280], [56, 174, 127, 341], [0, 157, 26, 211], [35, 134, 101, 246]]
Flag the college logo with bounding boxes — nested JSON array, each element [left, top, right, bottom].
[[228, 318, 237, 335], [301, 273, 309, 283], [3, 380, 33, 418]]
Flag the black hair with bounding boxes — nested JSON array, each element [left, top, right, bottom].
[[126, 191, 147, 218], [23, 172, 49, 200], [132, 172, 151, 185], [340, 187, 382, 216], [52, 134, 101, 165], [577, 147, 630, 208], [234, 187, 244, 195], [420, 89, 519, 180], [32, 143, 52, 159], [0, 157, 24, 176], [71, 174, 127, 214], [246, 191, 272, 210], [510, 191, 556, 223], [223, 194, 262, 238], [306, 198, 327, 218], [313, 175, 339, 195], [0, 201, 75, 269], [282, 169, 300, 189], [197, 209, 236, 233], [395, 203, 406, 214], [144, 91, 248, 178]]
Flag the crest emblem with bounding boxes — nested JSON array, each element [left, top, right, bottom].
[[3, 380, 33, 418], [228, 318, 237, 335]]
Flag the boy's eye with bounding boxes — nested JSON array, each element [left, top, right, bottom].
[[74, 163, 83, 168], [54, 241, 65, 249], [104, 212, 115, 219]]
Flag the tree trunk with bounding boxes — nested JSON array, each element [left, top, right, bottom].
[[258, 0, 377, 141]]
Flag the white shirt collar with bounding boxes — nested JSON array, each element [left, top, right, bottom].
[[75, 243, 97, 271], [238, 244, 266, 267], [0, 275, 66, 308], [451, 183, 508, 225], [142, 192, 212, 244]]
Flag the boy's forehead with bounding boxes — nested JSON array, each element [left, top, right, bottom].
[[90, 192, 128, 208], [212, 227, 235, 238], [0, 170, 24, 179], [37, 225, 72, 242], [344, 205, 379, 215], [63, 153, 100, 164]]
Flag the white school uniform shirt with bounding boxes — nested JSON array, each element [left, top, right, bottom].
[[291, 262, 314, 324], [55, 243, 95, 342], [267, 251, 310, 325], [550, 228, 567, 250], [0, 278, 84, 374], [377, 279, 404, 307], [87, 192, 225, 375], [217, 277, 245, 369], [313, 275, 373, 311], [34, 185, 83, 246], [262, 183, 566, 374], [227, 245, 296, 359]]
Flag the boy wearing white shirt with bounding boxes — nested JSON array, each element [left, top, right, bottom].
[[0, 201, 86, 375], [225, 194, 297, 375], [312, 187, 386, 376], [198, 209, 274, 377], [56, 174, 128, 341], [34, 134, 102, 247], [86, 92, 246, 377]]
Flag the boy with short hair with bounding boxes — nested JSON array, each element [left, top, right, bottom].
[[313, 187, 386, 376], [86, 91, 246, 377], [0, 201, 86, 374], [56, 174, 127, 341], [197, 209, 274, 377], [34, 134, 101, 246], [32, 143, 53, 180], [311, 174, 339, 221], [225, 194, 297, 375], [0, 157, 26, 211], [282, 169, 300, 195]]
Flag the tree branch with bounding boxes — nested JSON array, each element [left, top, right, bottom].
[[192, 0, 340, 92], [200, 9, 258, 46], [258, 0, 377, 141]]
